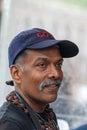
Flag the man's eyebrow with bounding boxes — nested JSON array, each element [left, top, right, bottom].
[[35, 57, 48, 62], [35, 57, 64, 62]]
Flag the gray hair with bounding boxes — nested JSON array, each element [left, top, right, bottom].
[[14, 49, 30, 72]]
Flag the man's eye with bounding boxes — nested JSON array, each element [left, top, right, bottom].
[[56, 62, 62, 68], [37, 63, 46, 68]]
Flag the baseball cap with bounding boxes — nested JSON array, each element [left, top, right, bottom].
[[8, 28, 79, 67]]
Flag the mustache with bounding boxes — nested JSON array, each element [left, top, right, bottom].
[[39, 78, 62, 90]]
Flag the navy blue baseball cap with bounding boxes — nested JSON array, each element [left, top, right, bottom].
[[8, 28, 79, 67]]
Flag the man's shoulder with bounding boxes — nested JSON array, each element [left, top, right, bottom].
[[0, 101, 35, 129], [0, 101, 24, 120]]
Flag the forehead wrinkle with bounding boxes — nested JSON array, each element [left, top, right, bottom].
[[33, 56, 63, 63], [28, 47, 63, 64], [33, 57, 48, 62]]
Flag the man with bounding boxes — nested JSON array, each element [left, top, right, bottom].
[[0, 28, 79, 130]]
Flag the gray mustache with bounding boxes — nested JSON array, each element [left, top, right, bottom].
[[39, 79, 62, 90]]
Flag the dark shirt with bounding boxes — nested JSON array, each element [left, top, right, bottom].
[[0, 101, 37, 130]]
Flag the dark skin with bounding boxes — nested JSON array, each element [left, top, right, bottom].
[[10, 46, 63, 113]]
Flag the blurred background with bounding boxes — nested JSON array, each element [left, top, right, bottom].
[[0, 0, 87, 129]]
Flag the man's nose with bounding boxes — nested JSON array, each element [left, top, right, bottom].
[[48, 65, 62, 79]]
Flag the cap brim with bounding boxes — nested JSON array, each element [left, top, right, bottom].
[[27, 39, 79, 58]]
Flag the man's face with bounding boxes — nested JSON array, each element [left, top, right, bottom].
[[15, 46, 63, 105]]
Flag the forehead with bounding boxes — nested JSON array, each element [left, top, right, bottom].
[[27, 46, 62, 61]]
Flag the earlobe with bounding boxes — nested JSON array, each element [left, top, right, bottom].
[[10, 65, 22, 84]]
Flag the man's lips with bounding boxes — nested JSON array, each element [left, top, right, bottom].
[[44, 83, 58, 87], [44, 84, 59, 92]]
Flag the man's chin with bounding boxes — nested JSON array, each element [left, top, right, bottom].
[[45, 95, 57, 103]]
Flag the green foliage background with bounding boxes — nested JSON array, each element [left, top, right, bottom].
[[54, 0, 87, 8]]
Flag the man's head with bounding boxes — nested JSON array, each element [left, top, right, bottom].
[[8, 28, 79, 67], [7, 28, 79, 107]]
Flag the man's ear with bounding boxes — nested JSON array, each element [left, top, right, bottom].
[[10, 65, 22, 84]]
